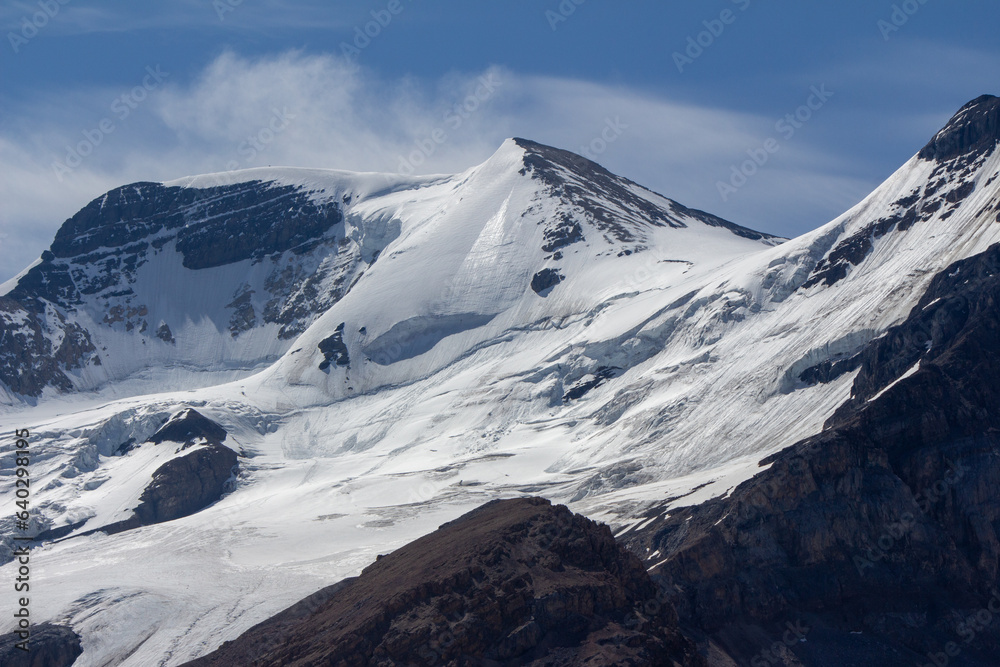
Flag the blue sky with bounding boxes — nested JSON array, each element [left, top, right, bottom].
[[1, 0, 998, 283]]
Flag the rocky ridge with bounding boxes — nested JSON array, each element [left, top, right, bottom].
[[184, 497, 702, 667]]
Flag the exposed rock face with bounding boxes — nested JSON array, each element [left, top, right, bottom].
[[317, 323, 350, 371], [563, 366, 622, 402], [0, 179, 346, 397], [795, 351, 862, 388], [132, 442, 237, 526], [226, 287, 256, 337], [918, 95, 1000, 162], [37, 181, 342, 274], [183, 498, 702, 666], [148, 408, 228, 447], [798, 97, 997, 293], [99, 409, 237, 535], [155, 322, 175, 344], [0, 297, 95, 396], [8, 180, 341, 325], [620, 242, 1000, 665], [0, 623, 83, 667], [515, 138, 778, 251], [530, 268, 564, 295]]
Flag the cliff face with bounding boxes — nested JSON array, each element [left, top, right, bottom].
[[184, 497, 702, 667], [618, 242, 1000, 665], [918, 94, 1000, 162], [0, 623, 83, 667], [1, 180, 346, 397], [5, 96, 999, 667]]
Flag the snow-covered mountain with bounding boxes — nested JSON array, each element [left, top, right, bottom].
[[1, 95, 998, 666], [0, 137, 774, 401]]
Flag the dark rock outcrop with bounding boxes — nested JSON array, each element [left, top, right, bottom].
[[318, 323, 350, 371], [620, 242, 1000, 665], [226, 287, 257, 337], [918, 95, 1000, 163], [0, 298, 95, 396], [515, 138, 778, 248], [802, 97, 998, 292], [9, 180, 341, 315], [0, 623, 83, 667], [802, 182, 973, 291], [132, 442, 237, 526], [155, 322, 175, 344], [183, 497, 702, 666], [148, 408, 228, 447], [796, 351, 863, 387], [530, 268, 564, 295], [540, 216, 585, 253], [96, 409, 237, 535], [563, 366, 623, 402], [0, 179, 346, 397], [38, 181, 342, 273]]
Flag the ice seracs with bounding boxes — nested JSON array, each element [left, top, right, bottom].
[[1, 96, 998, 666]]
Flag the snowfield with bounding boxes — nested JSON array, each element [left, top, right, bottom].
[[1, 133, 999, 665]]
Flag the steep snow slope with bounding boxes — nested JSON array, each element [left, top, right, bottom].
[[1, 97, 998, 666]]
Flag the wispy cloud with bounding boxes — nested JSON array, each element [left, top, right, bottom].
[[0, 47, 950, 282]]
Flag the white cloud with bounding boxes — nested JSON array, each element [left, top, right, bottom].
[[0, 50, 888, 283]]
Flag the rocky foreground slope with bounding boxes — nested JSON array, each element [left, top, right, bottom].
[[615, 240, 1000, 665], [185, 497, 701, 667], [174, 242, 1000, 667], [0, 96, 998, 666]]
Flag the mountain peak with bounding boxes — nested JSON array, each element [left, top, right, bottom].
[[512, 136, 615, 180], [918, 94, 1000, 162], [509, 137, 780, 244]]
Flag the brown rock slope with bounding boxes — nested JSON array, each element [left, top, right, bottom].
[[184, 497, 702, 666]]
